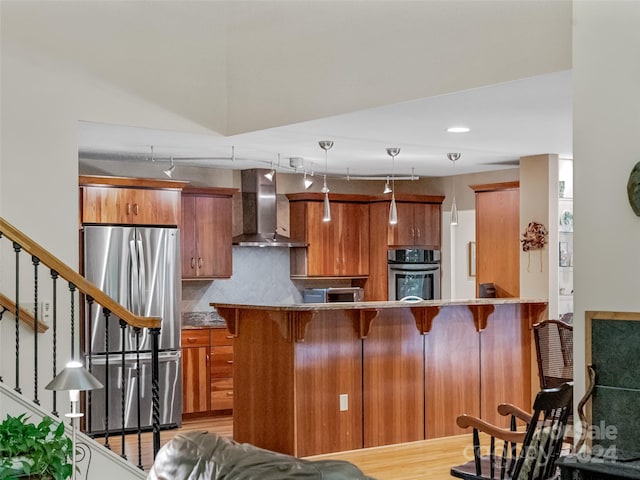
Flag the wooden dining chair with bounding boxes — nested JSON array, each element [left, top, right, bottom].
[[450, 383, 573, 480]]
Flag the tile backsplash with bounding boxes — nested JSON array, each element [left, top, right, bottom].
[[181, 247, 303, 313]]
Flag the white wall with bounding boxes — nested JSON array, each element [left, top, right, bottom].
[[573, 1, 640, 407]]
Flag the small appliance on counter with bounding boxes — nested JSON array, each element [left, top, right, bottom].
[[302, 287, 364, 303]]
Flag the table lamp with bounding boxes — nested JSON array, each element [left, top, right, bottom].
[[46, 360, 103, 480]]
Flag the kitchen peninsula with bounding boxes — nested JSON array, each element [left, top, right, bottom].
[[212, 298, 547, 457]]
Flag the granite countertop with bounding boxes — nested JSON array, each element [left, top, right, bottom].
[[210, 297, 548, 311], [182, 310, 227, 329]]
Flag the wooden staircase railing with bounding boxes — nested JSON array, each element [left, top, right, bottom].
[[0, 216, 164, 468]]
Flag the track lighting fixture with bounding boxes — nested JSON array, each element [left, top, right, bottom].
[[163, 156, 175, 178], [303, 171, 314, 189], [383, 176, 392, 194], [319, 140, 334, 222], [264, 158, 275, 181]]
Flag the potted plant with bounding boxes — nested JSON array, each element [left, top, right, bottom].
[[0, 413, 72, 479]]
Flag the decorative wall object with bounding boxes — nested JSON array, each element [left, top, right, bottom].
[[627, 161, 640, 216], [521, 221, 548, 272]]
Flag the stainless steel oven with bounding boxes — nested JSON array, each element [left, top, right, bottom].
[[388, 249, 441, 301]]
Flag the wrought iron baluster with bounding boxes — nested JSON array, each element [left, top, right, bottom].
[[32, 255, 40, 405], [103, 307, 111, 450], [13, 241, 21, 394], [119, 319, 127, 460], [0, 306, 6, 383], [68, 282, 77, 360], [50, 269, 59, 416], [150, 327, 160, 458], [134, 327, 143, 469], [86, 296, 94, 431]]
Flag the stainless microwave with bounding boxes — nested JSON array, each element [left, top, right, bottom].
[[302, 287, 364, 303]]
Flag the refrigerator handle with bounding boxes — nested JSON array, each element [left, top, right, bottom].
[[129, 238, 140, 315], [137, 232, 147, 312]]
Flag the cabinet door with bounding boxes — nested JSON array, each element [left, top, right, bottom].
[[195, 196, 233, 278], [305, 202, 339, 276], [387, 202, 417, 246], [181, 196, 198, 277], [182, 346, 210, 414], [336, 202, 369, 276], [413, 203, 441, 248], [82, 186, 180, 225]]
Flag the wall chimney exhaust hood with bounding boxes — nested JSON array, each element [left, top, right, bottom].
[[232, 169, 307, 247]]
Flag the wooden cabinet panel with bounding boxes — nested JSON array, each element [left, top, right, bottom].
[[210, 346, 233, 378], [388, 202, 441, 248], [182, 346, 210, 414], [479, 304, 531, 428], [424, 306, 480, 438], [474, 186, 520, 297], [288, 195, 369, 277], [363, 309, 424, 447], [211, 378, 234, 410], [181, 191, 234, 279], [181, 328, 210, 348], [82, 186, 180, 226], [182, 327, 234, 416]]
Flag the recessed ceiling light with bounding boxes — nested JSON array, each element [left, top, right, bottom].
[[447, 126, 470, 133]]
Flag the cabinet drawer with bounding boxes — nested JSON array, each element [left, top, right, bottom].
[[211, 378, 233, 411], [181, 329, 210, 348], [210, 328, 233, 346], [210, 346, 233, 377]]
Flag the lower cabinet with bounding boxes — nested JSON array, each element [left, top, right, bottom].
[[182, 327, 233, 417]]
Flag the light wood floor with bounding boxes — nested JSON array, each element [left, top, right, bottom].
[[100, 415, 475, 479]]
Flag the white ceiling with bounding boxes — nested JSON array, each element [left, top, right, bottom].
[[78, 69, 572, 179]]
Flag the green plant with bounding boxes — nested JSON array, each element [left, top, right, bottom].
[[0, 413, 72, 480]]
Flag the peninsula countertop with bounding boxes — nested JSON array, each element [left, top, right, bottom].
[[210, 297, 548, 311]]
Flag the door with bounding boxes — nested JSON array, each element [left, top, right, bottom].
[[83, 226, 180, 353], [475, 186, 520, 297]]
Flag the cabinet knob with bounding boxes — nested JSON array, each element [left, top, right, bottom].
[[198, 257, 203, 268], [225, 335, 233, 340], [191, 258, 195, 269], [186, 337, 197, 343], [226, 391, 233, 396], [133, 203, 139, 215], [226, 360, 234, 364], [126, 203, 131, 215]]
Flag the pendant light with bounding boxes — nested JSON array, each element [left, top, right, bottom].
[[386, 148, 400, 225], [447, 153, 461, 226], [319, 141, 333, 222]]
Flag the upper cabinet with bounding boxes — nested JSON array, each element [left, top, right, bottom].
[[388, 201, 442, 248], [287, 193, 370, 277], [181, 187, 237, 280], [79, 175, 188, 226]]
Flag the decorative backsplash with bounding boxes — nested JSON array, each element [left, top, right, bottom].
[[181, 247, 303, 315]]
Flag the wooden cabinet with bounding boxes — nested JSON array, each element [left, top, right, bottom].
[[181, 329, 211, 414], [181, 187, 237, 279], [389, 202, 441, 248], [210, 329, 234, 412], [181, 327, 234, 417], [287, 193, 370, 277], [366, 195, 444, 301], [79, 175, 188, 226]]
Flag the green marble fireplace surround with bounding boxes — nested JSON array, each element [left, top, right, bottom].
[[588, 311, 640, 458]]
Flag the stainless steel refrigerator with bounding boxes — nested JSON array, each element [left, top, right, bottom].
[[82, 225, 181, 434]]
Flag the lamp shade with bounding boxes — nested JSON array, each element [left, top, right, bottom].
[[45, 361, 103, 392]]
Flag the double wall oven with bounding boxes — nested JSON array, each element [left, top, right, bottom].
[[388, 249, 441, 301]]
